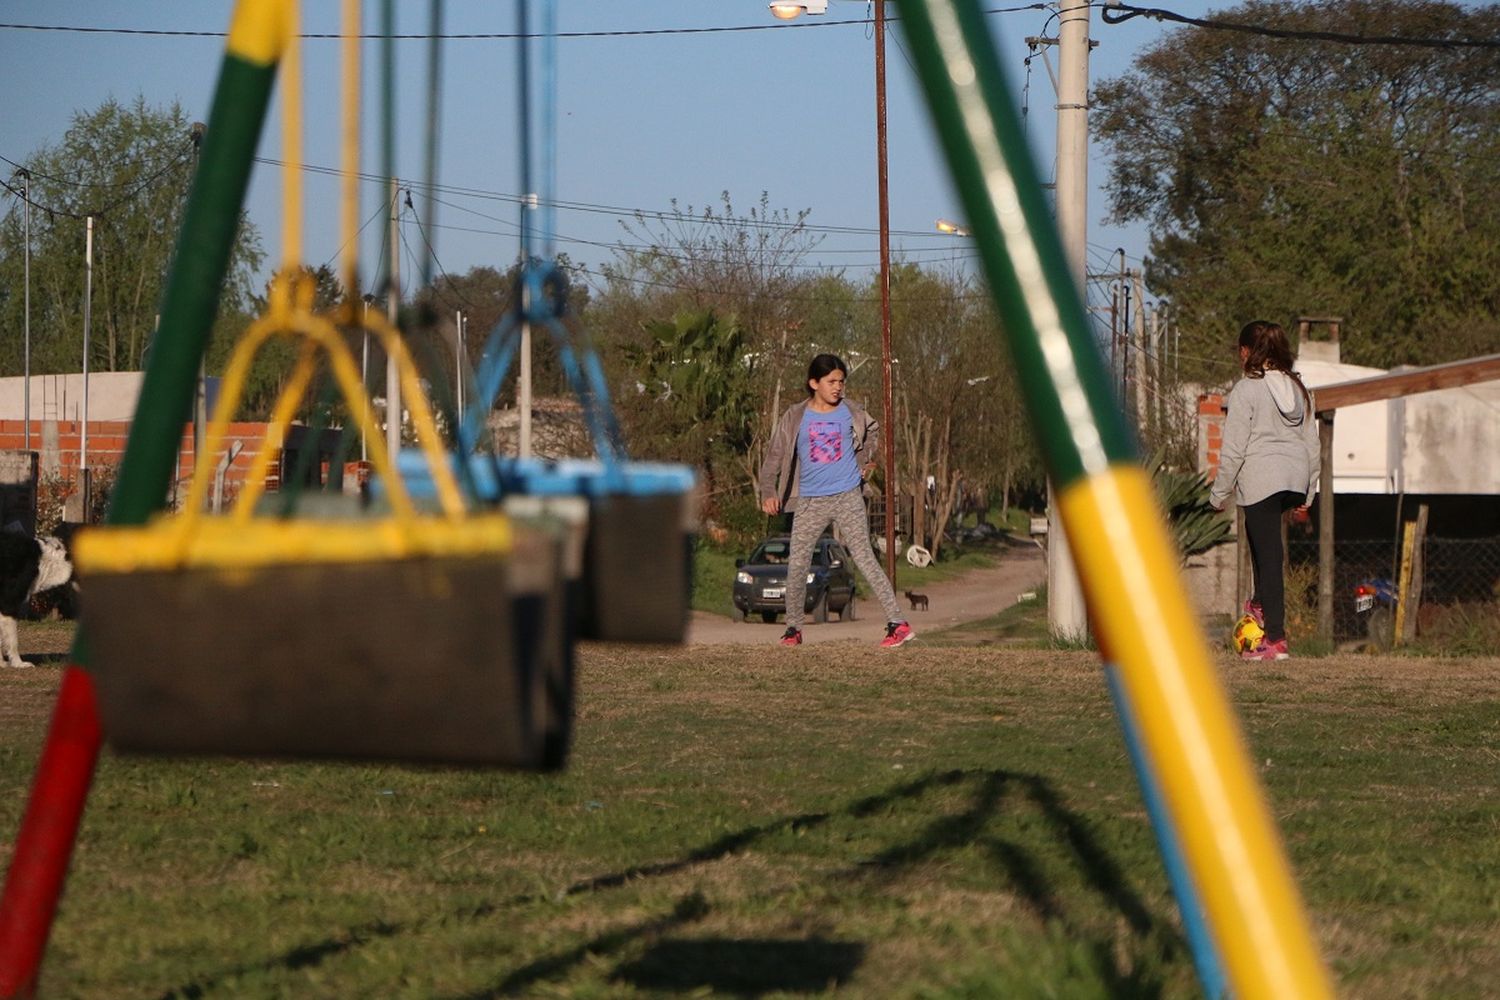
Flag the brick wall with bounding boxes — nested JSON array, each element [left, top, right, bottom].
[[1198, 393, 1227, 482], [0, 420, 367, 510]]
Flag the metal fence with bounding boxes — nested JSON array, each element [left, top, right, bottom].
[[1289, 535, 1500, 652]]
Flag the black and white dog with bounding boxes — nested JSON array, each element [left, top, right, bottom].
[[0, 527, 77, 669]]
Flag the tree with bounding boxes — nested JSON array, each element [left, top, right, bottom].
[[618, 309, 756, 486], [591, 191, 833, 496], [237, 264, 346, 421], [410, 257, 591, 420], [1094, 0, 1500, 378], [884, 262, 1041, 560], [0, 96, 264, 376], [587, 192, 1049, 549], [599, 191, 821, 350]]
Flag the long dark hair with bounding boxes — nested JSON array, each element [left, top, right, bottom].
[[805, 353, 847, 395], [1238, 320, 1311, 407]]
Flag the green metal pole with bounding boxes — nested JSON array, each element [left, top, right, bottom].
[[0, 4, 286, 994], [891, 3, 1334, 997]]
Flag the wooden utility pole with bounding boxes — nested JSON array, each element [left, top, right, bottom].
[[1317, 415, 1335, 641]]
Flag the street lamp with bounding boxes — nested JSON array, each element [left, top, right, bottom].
[[769, 0, 897, 584], [935, 218, 971, 236], [767, 1, 828, 18]]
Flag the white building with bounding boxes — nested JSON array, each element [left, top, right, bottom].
[[1296, 339, 1500, 496]]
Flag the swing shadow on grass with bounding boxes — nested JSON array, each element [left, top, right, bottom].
[[446, 768, 1175, 999], [154, 768, 1177, 999]]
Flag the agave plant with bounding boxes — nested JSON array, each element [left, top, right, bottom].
[[1148, 450, 1232, 562]]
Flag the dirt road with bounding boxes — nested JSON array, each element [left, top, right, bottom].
[[686, 545, 1045, 646]]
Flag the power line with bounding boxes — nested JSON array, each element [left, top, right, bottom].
[[1102, 3, 1500, 49], [408, 209, 986, 279], [249, 155, 989, 241], [1, 146, 194, 191], [405, 193, 483, 314], [0, 7, 1049, 42], [0, 145, 194, 220], [423, 192, 982, 271], [317, 198, 391, 276]]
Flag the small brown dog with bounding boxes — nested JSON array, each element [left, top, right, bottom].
[[904, 590, 929, 612]]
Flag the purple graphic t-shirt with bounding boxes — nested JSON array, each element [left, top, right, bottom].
[[796, 402, 862, 498]]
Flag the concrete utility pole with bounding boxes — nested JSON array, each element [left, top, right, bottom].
[[455, 309, 465, 415], [386, 177, 401, 461], [519, 288, 533, 458], [1133, 267, 1148, 431], [20, 169, 31, 451], [1047, 0, 1090, 639], [82, 217, 93, 474], [361, 295, 372, 462], [191, 123, 208, 467]]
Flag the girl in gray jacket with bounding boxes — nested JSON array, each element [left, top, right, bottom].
[[1209, 321, 1320, 660]]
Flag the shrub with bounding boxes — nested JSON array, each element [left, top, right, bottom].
[[1284, 561, 1321, 646], [1413, 603, 1500, 657], [36, 467, 117, 534], [709, 488, 773, 554], [1149, 452, 1231, 562]]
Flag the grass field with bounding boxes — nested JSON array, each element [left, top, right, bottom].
[[2, 621, 1498, 998]]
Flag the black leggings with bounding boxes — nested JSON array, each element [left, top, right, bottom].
[[1242, 491, 1304, 642]]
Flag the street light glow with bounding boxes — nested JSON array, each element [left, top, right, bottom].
[[768, 1, 828, 19], [935, 218, 971, 236]]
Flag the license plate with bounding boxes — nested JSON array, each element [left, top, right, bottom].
[[762, 587, 784, 599], [1355, 594, 1374, 613]]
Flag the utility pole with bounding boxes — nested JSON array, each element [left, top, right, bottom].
[[1047, 0, 1090, 640], [19, 169, 31, 451], [1133, 267, 1147, 433], [382, 0, 401, 463], [517, 1, 534, 460], [519, 258, 533, 458], [1120, 270, 1132, 403], [876, 0, 897, 586], [386, 177, 401, 461], [81, 217, 93, 476], [361, 295, 372, 462], [190, 124, 208, 466], [455, 309, 465, 415]]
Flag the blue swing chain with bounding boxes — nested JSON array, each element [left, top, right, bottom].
[[460, 0, 624, 482]]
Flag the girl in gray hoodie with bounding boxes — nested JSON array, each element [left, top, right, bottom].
[[1209, 321, 1320, 660]]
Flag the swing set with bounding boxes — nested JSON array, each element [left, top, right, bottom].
[[0, 2, 1333, 997]]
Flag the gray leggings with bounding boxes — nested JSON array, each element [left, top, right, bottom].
[[785, 488, 902, 627]]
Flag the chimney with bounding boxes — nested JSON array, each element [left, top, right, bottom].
[[1296, 316, 1342, 364]]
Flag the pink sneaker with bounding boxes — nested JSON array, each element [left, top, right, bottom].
[[780, 627, 803, 647], [1243, 600, 1265, 628], [880, 621, 916, 648], [1241, 637, 1289, 661]]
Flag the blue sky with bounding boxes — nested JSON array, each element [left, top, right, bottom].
[[1, 2, 1170, 308]]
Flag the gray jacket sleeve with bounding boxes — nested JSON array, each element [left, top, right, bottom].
[[855, 404, 880, 467], [1209, 382, 1250, 510], [1303, 394, 1321, 504], [759, 406, 793, 503]]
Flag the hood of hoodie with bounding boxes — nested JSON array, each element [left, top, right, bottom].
[[1263, 370, 1307, 426]]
